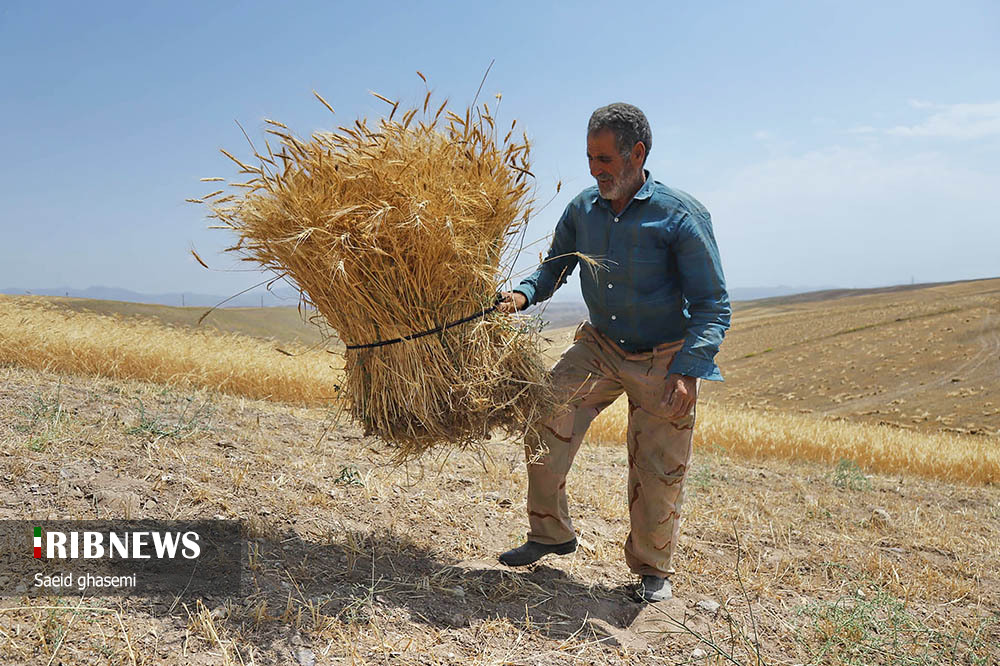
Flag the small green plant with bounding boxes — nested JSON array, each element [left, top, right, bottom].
[[334, 465, 363, 486], [16, 384, 65, 433], [128, 396, 212, 440], [689, 462, 713, 491], [16, 384, 67, 451], [832, 458, 870, 491], [798, 587, 996, 664], [337, 591, 373, 625], [24, 435, 50, 452]]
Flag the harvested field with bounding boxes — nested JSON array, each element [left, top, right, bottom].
[[0, 364, 997, 664], [705, 277, 1000, 438], [1, 280, 997, 663]]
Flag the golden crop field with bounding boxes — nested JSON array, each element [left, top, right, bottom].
[[0, 283, 997, 664], [2, 287, 997, 485], [0, 296, 341, 405], [586, 397, 999, 484]]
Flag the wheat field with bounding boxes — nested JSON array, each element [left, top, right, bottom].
[[585, 395, 999, 485], [2, 294, 996, 485], [0, 296, 341, 405], [1, 293, 997, 663]]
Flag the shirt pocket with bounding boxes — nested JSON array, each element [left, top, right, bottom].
[[626, 245, 671, 294], [628, 223, 671, 263]]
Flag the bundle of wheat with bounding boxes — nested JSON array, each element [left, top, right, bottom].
[[196, 84, 553, 458]]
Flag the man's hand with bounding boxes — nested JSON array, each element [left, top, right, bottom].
[[497, 291, 527, 314], [660, 373, 698, 420]]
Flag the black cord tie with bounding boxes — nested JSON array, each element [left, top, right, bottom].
[[344, 304, 499, 350]]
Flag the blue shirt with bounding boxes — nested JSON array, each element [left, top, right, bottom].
[[514, 172, 731, 381]]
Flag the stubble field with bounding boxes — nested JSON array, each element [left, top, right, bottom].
[[0, 279, 997, 664]]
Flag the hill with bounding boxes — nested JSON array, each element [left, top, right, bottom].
[[0, 285, 302, 309], [540, 277, 1000, 438], [30, 296, 330, 346], [702, 276, 1000, 437]]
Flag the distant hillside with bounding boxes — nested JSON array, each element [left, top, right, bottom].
[[3, 284, 843, 314], [540, 277, 999, 438], [25, 296, 329, 346], [0, 284, 301, 309], [733, 277, 1000, 307], [728, 285, 840, 301]]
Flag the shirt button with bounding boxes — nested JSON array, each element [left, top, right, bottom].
[[620, 339, 626, 344], [611, 315, 617, 320], [607, 283, 613, 289], [614, 217, 619, 223]]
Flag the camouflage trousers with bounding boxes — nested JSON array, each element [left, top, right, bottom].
[[525, 322, 696, 577]]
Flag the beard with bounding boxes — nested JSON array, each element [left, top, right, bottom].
[[597, 163, 643, 201]]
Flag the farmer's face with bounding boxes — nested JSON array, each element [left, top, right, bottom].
[[587, 129, 643, 202]]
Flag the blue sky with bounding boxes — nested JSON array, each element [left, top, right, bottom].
[[1, 1, 997, 301]]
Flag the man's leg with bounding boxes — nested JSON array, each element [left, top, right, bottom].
[[622, 405, 694, 577], [620, 350, 696, 579], [524, 329, 624, 546]]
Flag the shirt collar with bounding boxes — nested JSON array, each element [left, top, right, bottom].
[[634, 169, 655, 200], [590, 169, 655, 206]]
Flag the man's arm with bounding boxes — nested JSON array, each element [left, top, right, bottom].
[[668, 211, 731, 381], [501, 202, 579, 311]]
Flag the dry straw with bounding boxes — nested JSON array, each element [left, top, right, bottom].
[[0, 296, 339, 404], [198, 81, 553, 457]]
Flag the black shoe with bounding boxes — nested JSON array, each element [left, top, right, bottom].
[[498, 539, 577, 567]]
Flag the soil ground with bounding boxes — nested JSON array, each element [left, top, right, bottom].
[[1, 361, 997, 664]]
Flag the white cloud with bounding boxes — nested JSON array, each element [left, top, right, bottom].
[[888, 101, 1000, 139]]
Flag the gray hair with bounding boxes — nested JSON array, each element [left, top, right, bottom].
[[587, 103, 652, 163]]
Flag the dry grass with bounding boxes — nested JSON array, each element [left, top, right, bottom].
[[0, 295, 340, 405], [1, 364, 996, 664], [197, 83, 552, 456], [585, 395, 1000, 485]]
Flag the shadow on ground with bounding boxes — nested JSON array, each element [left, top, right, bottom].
[[170, 526, 689, 658]]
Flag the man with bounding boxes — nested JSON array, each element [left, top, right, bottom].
[[496, 103, 730, 602]]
